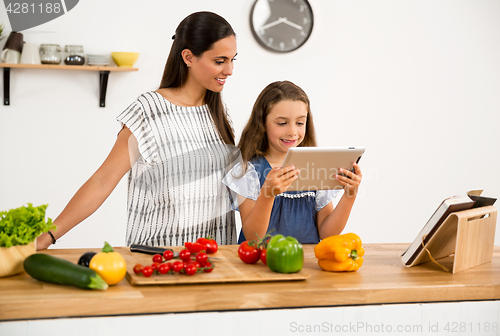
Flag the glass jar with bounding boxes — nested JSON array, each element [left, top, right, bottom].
[[39, 44, 61, 64], [64, 45, 85, 65]]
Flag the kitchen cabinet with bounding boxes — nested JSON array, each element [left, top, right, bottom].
[[0, 63, 138, 107]]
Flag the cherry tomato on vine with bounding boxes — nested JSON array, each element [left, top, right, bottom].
[[133, 264, 143, 274], [196, 252, 208, 266], [238, 241, 261, 264], [158, 263, 170, 274], [260, 248, 267, 265], [151, 262, 160, 271], [142, 266, 153, 277], [163, 250, 174, 261], [179, 249, 191, 262], [172, 261, 185, 273], [185, 263, 197, 275], [152, 253, 163, 263], [203, 261, 214, 273]]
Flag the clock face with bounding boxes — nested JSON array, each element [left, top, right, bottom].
[[250, 0, 314, 53]]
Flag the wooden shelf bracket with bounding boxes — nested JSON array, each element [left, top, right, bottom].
[[3, 67, 10, 106], [99, 71, 110, 107]]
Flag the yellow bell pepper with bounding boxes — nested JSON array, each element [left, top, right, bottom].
[[89, 242, 127, 285], [314, 233, 364, 272]]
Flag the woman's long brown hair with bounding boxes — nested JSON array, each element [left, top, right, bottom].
[[238, 80, 317, 167], [159, 11, 235, 145]]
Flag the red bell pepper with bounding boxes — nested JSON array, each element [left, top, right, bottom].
[[196, 237, 218, 254], [184, 242, 206, 254]]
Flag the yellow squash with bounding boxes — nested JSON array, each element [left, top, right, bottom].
[[89, 242, 127, 285], [314, 233, 364, 272]]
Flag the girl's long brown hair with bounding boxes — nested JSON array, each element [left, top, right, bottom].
[[159, 11, 235, 145], [238, 80, 317, 166]]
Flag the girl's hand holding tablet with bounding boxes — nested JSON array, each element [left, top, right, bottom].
[[336, 162, 362, 197], [261, 166, 300, 198]]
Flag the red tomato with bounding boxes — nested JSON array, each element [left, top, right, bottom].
[[238, 241, 261, 264], [151, 262, 161, 271], [163, 250, 174, 261], [179, 249, 191, 262], [185, 263, 197, 275], [195, 252, 208, 266], [133, 264, 143, 274], [158, 262, 170, 274], [184, 242, 207, 254], [172, 261, 185, 273], [142, 266, 153, 277], [260, 248, 267, 265], [196, 237, 218, 254], [203, 261, 214, 273], [152, 253, 163, 263]]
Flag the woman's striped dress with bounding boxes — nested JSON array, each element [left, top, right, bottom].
[[117, 91, 237, 246]]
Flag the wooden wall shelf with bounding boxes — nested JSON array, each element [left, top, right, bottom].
[[0, 63, 138, 107]]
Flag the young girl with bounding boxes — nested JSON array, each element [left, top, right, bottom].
[[223, 81, 362, 244], [37, 12, 239, 249]]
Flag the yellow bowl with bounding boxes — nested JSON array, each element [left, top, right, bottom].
[[111, 52, 139, 67], [0, 241, 36, 277]]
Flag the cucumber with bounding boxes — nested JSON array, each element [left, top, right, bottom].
[[24, 253, 108, 290]]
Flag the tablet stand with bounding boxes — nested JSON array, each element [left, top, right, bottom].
[[437, 206, 497, 273]]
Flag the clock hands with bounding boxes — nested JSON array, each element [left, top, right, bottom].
[[260, 17, 303, 32], [281, 18, 303, 31], [260, 17, 286, 31]]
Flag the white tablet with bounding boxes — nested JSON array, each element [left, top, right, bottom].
[[281, 147, 365, 191]]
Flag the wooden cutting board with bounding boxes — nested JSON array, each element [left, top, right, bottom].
[[124, 245, 308, 285]]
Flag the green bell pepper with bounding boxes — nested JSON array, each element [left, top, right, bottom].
[[266, 234, 304, 273]]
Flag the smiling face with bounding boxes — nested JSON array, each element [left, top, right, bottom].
[[185, 35, 237, 93], [264, 99, 308, 160]]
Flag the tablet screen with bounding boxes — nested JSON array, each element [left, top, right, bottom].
[[281, 147, 365, 191]]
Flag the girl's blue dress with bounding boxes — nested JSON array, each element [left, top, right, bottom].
[[222, 156, 342, 244]]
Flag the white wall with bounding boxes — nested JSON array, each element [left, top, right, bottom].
[[1, 0, 499, 249]]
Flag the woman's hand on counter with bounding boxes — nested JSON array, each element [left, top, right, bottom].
[[37, 232, 53, 250]]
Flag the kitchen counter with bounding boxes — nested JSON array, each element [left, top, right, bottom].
[[1, 244, 500, 321]]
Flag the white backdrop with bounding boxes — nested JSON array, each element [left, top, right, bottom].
[[1, 0, 499, 249]]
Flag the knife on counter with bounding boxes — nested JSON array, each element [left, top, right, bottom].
[[129, 244, 220, 260], [130, 244, 178, 257]]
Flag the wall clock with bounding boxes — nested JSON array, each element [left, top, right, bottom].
[[250, 0, 314, 53]]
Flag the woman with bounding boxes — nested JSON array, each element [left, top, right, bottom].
[[37, 11, 239, 249]]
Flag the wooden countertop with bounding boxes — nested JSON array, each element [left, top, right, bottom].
[[1, 244, 500, 321]]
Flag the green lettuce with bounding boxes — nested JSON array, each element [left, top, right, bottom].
[[0, 203, 55, 248]]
